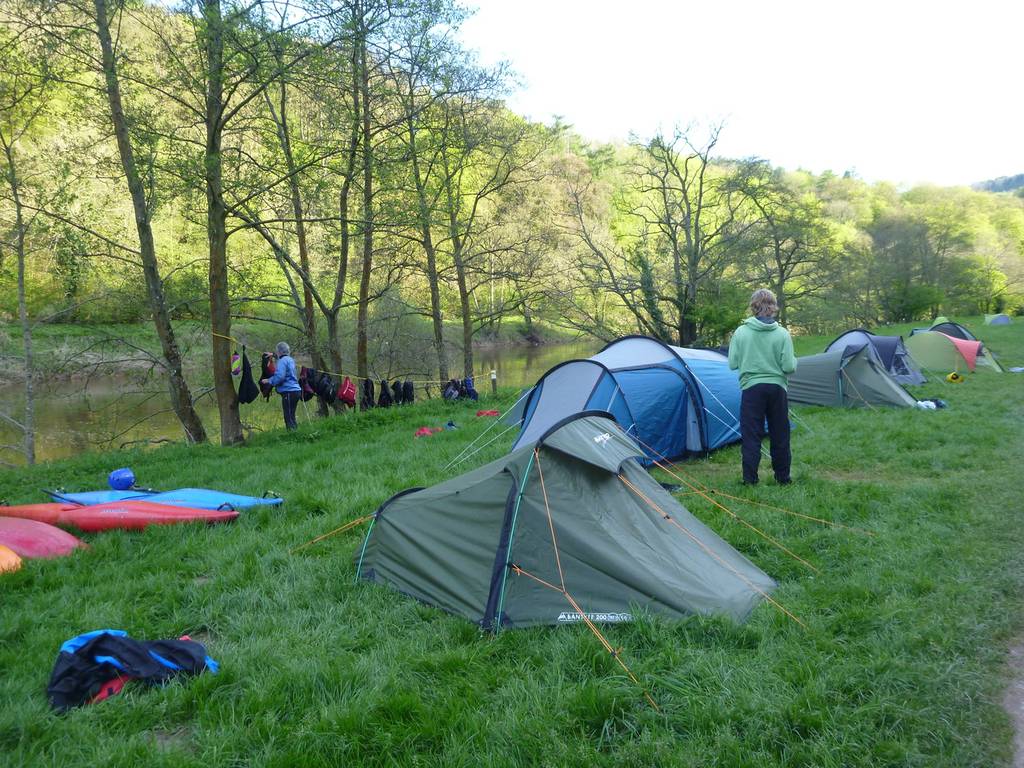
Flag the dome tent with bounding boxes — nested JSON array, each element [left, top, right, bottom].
[[356, 413, 775, 630], [905, 331, 1004, 373], [824, 329, 926, 385], [512, 336, 741, 462], [910, 316, 978, 341], [788, 345, 918, 408], [985, 313, 1012, 325]]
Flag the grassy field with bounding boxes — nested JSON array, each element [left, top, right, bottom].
[[1, 320, 1022, 767]]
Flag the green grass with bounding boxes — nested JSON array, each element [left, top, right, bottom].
[[1, 321, 1023, 767]]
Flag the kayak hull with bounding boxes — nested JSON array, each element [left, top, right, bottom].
[[0, 503, 75, 525], [57, 500, 240, 532], [0, 517, 86, 558], [48, 488, 283, 510], [0, 544, 22, 573]]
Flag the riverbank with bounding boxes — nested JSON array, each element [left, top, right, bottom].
[[1, 324, 1023, 766], [0, 318, 583, 387]]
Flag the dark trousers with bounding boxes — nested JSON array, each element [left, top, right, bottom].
[[281, 390, 301, 430], [740, 383, 791, 483]]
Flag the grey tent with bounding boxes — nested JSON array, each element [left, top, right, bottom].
[[501, 388, 533, 426], [356, 413, 775, 629], [910, 317, 978, 341], [788, 345, 918, 408], [824, 328, 926, 384]]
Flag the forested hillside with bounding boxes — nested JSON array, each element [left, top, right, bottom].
[[975, 174, 1024, 194], [2, 0, 1023, 455]]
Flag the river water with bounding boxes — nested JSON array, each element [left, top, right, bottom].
[[0, 341, 601, 465]]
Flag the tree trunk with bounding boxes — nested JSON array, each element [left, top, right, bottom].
[[271, 72, 322, 370], [449, 225, 474, 378], [407, 120, 448, 381], [355, 27, 372, 381], [3, 144, 35, 464], [93, 0, 207, 443], [203, 0, 242, 444]]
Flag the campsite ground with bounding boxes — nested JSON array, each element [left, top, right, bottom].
[[1, 320, 1022, 767]]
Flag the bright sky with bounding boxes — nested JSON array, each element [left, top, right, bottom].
[[457, 0, 1023, 187]]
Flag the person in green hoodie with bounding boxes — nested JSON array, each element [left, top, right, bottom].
[[728, 289, 798, 485]]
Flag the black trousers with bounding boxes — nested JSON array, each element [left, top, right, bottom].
[[281, 390, 301, 430], [740, 383, 791, 483]]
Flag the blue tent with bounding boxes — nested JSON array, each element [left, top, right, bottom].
[[512, 336, 742, 461]]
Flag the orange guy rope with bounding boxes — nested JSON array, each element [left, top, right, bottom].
[[633, 433, 870, 537], [510, 564, 659, 711], [534, 450, 566, 591], [290, 514, 373, 554], [648, 459, 819, 574], [703, 489, 875, 537], [618, 473, 805, 629]]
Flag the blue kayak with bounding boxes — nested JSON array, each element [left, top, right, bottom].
[[47, 488, 283, 510], [46, 490, 149, 505]]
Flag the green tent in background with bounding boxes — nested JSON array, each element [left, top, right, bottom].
[[356, 413, 775, 630], [788, 345, 918, 408], [905, 331, 1004, 373]]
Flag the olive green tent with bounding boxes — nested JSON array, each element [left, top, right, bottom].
[[356, 412, 775, 630], [788, 345, 918, 408]]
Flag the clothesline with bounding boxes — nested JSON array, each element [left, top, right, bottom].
[[213, 331, 491, 387]]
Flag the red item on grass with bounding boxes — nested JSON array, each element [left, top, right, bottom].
[[476, 410, 500, 417], [414, 427, 443, 438]]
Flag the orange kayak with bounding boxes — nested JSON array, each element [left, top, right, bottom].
[[0, 544, 22, 573], [0, 503, 74, 525], [53, 500, 240, 532]]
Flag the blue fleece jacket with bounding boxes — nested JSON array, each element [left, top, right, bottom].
[[267, 355, 301, 393]]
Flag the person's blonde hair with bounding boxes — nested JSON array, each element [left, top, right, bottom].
[[749, 288, 778, 318]]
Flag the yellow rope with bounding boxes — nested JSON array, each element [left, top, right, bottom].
[[618, 473, 805, 628], [290, 514, 373, 554], [630, 433, 871, 537], [509, 563, 660, 711], [637, 456, 819, 573]]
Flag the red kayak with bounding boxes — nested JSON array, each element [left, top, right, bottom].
[[53, 500, 239, 532], [0, 503, 74, 526], [0, 517, 86, 558]]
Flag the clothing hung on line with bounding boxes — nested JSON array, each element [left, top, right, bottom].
[[237, 347, 259, 405]]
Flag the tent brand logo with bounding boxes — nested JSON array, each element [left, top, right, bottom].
[[593, 432, 612, 445], [557, 611, 632, 624]]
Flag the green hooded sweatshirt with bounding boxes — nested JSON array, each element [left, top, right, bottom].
[[728, 316, 798, 390]]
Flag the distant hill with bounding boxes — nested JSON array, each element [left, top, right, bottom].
[[973, 174, 1024, 194]]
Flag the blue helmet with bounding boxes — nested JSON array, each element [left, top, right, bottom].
[[108, 467, 136, 491]]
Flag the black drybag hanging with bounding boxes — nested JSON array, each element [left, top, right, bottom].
[[402, 380, 414, 404], [237, 346, 259, 404], [377, 379, 393, 407], [315, 372, 337, 405], [361, 379, 375, 409], [391, 380, 403, 404]]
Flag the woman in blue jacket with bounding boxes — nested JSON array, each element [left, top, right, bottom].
[[261, 342, 302, 430]]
